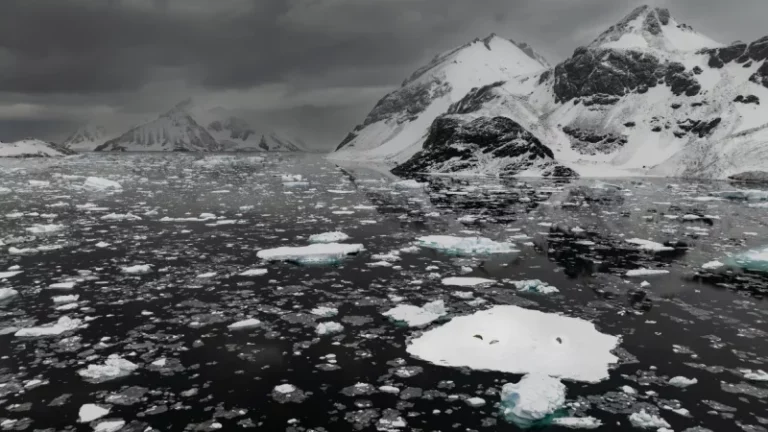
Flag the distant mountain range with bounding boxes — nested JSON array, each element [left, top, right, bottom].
[[0, 139, 75, 158], [331, 5, 768, 180]]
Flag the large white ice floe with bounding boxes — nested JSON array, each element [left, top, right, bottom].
[[625, 238, 674, 252], [77, 355, 139, 383], [15, 316, 83, 337], [228, 318, 261, 330], [83, 177, 123, 191], [625, 269, 670, 277], [0, 288, 19, 302], [441, 277, 495, 287], [257, 243, 364, 265], [406, 305, 620, 382], [308, 232, 350, 243], [78, 404, 110, 423], [316, 321, 344, 335], [417, 236, 518, 256], [500, 374, 566, 428], [383, 300, 447, 327]]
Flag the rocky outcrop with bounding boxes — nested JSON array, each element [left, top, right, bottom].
[[208, 117, 255, 141], [393, 116, 577, 178], [563, 127, 628, 155], [734, 95, 760, 105]]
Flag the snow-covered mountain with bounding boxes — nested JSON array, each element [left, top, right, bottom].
[[95, 103, 305, 153], [201, 108, 306, 152], [0, 139, 76, 158], [62, 125, 113, 152], [330, 34, 550, 164], [334, 5, 768, 180]]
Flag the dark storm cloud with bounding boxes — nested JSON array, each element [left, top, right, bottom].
[[1, 0, 768, 145]]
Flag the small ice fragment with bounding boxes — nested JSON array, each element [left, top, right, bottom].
[[391, 180, 425, 189], [196, 272, 217, 279], [94, 419, 126, 432], [500, 374, 566, 427], [274, 384, 297, 394], [465, 397, 486, 407], [48, 281, 77, 289], [383, 300, 447, 327], [95, 242, 111, 248], [15, 316, 82, 337], [551, 417, 602, 429], [625, 238, 674, 252], [121, 264, 152, 275], [379, 386, 400, 394], [151, 358, 167, 367], [77, 355, 139, 382], [0, 270, 22, 279], [0, 288, 19, 302], [310, 306, 338, 318], [668, 376, 697, 388], [281, 174, 302, 182], [621, 385, 637, 394], [228, 318, 261, 330], [511, 280, 559, 294], [100, 213, 141, 221], [239, 268, 268, 277], [417, 236, 518, 256], [442, 277, 494, 287], [78, 404, 110, 423], [628, 410, 670, 429], [29, 180, 50, 187], [309, 232, 350, 243], [316, 321, 344, 335], [626, 269, 670, 277], [26, 224, 65, 234], [702, 260, 724, 270], [83, 177, 122, 191]]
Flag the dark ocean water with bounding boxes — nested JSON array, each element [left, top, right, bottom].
[[0, 153, 766, 431]]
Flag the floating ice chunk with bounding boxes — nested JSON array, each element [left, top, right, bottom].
[[9, 244, 64, 255], [100, 213, 141, 221], [257, 243, 364, 265], [391, 180, 425, 189], [281, 174, 303, 182], [15, 316, 82, 337], [52, 295, 79, 304], [406, 305, 619, 382], [625, 239, 674, 252], [309, 232, 350, 243], [379, 385, 400, 394], [0, 187, 10, 194], [48, 281, 77, 289], [121, 264, 152, 275], [196, 272, 217, 279], [83, 177, 122, 191], [228, 318, 261, 330], [316, 321, 344, 335], [29, 180, 50, 187], [740, 369, 768, 381], [500, 374, 566, 427], [239, 268, 267, 277], [702, 260, 724, 270], [0, 288, 19, 302], [78, 404, 110, 423], [551, 417, 602, 429], [383, 300, 447, 327], [56, 303, 79, 311], [77, 355, 139, 382], [371, 251, 401, 262], [668, 376, 697, 387], [725, 246, 768, 273], [95, 242, 111, 248], [711, 189, 768, 201], [417, 236, 518, 256], [625, 269, 670, 277], [442, 277, 494, 287], [311, 306, 338, 317], [327, 189, 354, 194], [26, 224, 64, 234], [0, 270, 22, 279], [628, 410, 670, 429], [94, 419, 125, 432], [367, 261, 393, 267], [621, 385, 637, 394], [511, 280, 559, 294]]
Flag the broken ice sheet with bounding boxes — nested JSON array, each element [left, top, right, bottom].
[[382, 300, 447, 327], [416, 235, 519, 256], [257, 243, 364, 265]]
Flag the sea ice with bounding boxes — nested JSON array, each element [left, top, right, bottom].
[[53, 294, 79, 303], [725, 246, 768, 273], [0, 288, 19, 302], [628, 410, 670, 429], [83, 177, 122, 191], [94, 420, 126, 432], [625, 238, 674, 252], [77, 355, 139, 382], [668, 376, 698, 387], [310, 306, 338, 317], [391, 179, 425, 189], [500, 374, 566, 427], [121, 264, 152, 275], [309, 232, 350, 243], [15, 316, 82, 337], [702, 260, 724, 270], [239, 268, 268, 276], [316, 321, 344, 335], [0, 271, 22, 279], [383, 300, 447, 327], [441, 277, 494, 287], [740, 369, 768, 381], [511, 280, 559, 294], [228, 318, 261, 330], [465, 397, 486, 407], [79, 404, 110, 423], [48, 281, 77, 289], [281, 174, 303, 182], [406, 305, 620, 382], [257, 243, 364, 265], [625, 269, 670, 277], [100, 213, 141, 221], [552, 417, 602, 429], [25, 224, 64, 234], [417, 236, 518, 256]]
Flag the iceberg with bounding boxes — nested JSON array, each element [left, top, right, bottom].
[[417, 236, 519, 256], [383, 300, 447, 327], [0, 288, 19, 302], [15, 316, 82, 337], [511, 280, 559, 294], [710, 189, 768, 202], [94, 420, 126, 432], [625, 238, 674, 252], [406, 305, 620, 382], [316, 321, 344, 335], [628, 410, 670, 429], [442, 277, 495, 287], [77, 355, 139, 383], [725, 246, 768, 273], [257, 243, 364, 265], [239, 268, 268, 277], [668, 376, 698, 387], [83, 177, 122, 191], [121, 264, 152, 275], [309, 232, 350, 243], [500, 374, 566, 428]]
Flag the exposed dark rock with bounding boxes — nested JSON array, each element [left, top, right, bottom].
[[692, 66, 703, 75], [652, 126, 663, 132], [393, 116, 576, 178], [676, 118, 722, 138], [701, 36, 768, 70], [447, 81, 506, 114], [671, 103, 682, 109], [624, 122, 636, 128], [563, 126, 627, 155], [734, 95, 760, 105], [749, 61, 768, 89], [208, 117, 255, 141], [728, 171, 768, 183], [582, 94, 621, 106]]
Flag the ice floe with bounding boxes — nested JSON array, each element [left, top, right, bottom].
[[77, 355, 139, 383], [25, 224, 65, 234], [309, 231, 350, 243], [52, 295, 79, 303], [15, 316, 82, 337], [406, 305, 620, 382], [239, 268, 268, 277], [441, 277, 494, 287], [121, 264, 152, 275], [740, 369, 768, 381], [551, 417, 602, 429], [94, 420, 126, 432], [257, 243, 364, 265], [416, 236, 519, 256], [383, 300, 447, 327], [316, 321, 344, 335], [500, 374, 566, 428], [310, 306, 338, 317], [83, 177, 122, 191], [0, 288, 19, 302], [228, 318, 261, 330], [0, 270, 22, 279], [79, 404, 110, 423], [626, 269, 670, 277], [100, 213, 141, 221], [725, 246, 768, 272], [628, 410, 670, 429], [668, 376, 698, 388], [511, 280, 559, 294], [625, 238, 674, 252]]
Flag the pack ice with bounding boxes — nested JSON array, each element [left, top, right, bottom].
[[15, 316, 82, 337], [383, 300, 447, 327], [83, 177, 123, 191], [78, 355, 139, 383], [417, 236, 519, 256], [257, 243, 364, 265]]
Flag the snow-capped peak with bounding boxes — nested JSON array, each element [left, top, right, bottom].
[[511, 39, 551, 68], [589, 5, 722, 53], [63, 125, 110, 151]]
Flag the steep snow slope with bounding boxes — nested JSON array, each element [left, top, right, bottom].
[[200, 108, 305, 152], [330, 34, 549, 164], [63, 125, 113, 152], [0, 139, 76, 158], [391, 5, 768, 179], [95, 102, 222, 152]]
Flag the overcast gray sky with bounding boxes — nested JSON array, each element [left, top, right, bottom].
[[1, 0, 766, 149]]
